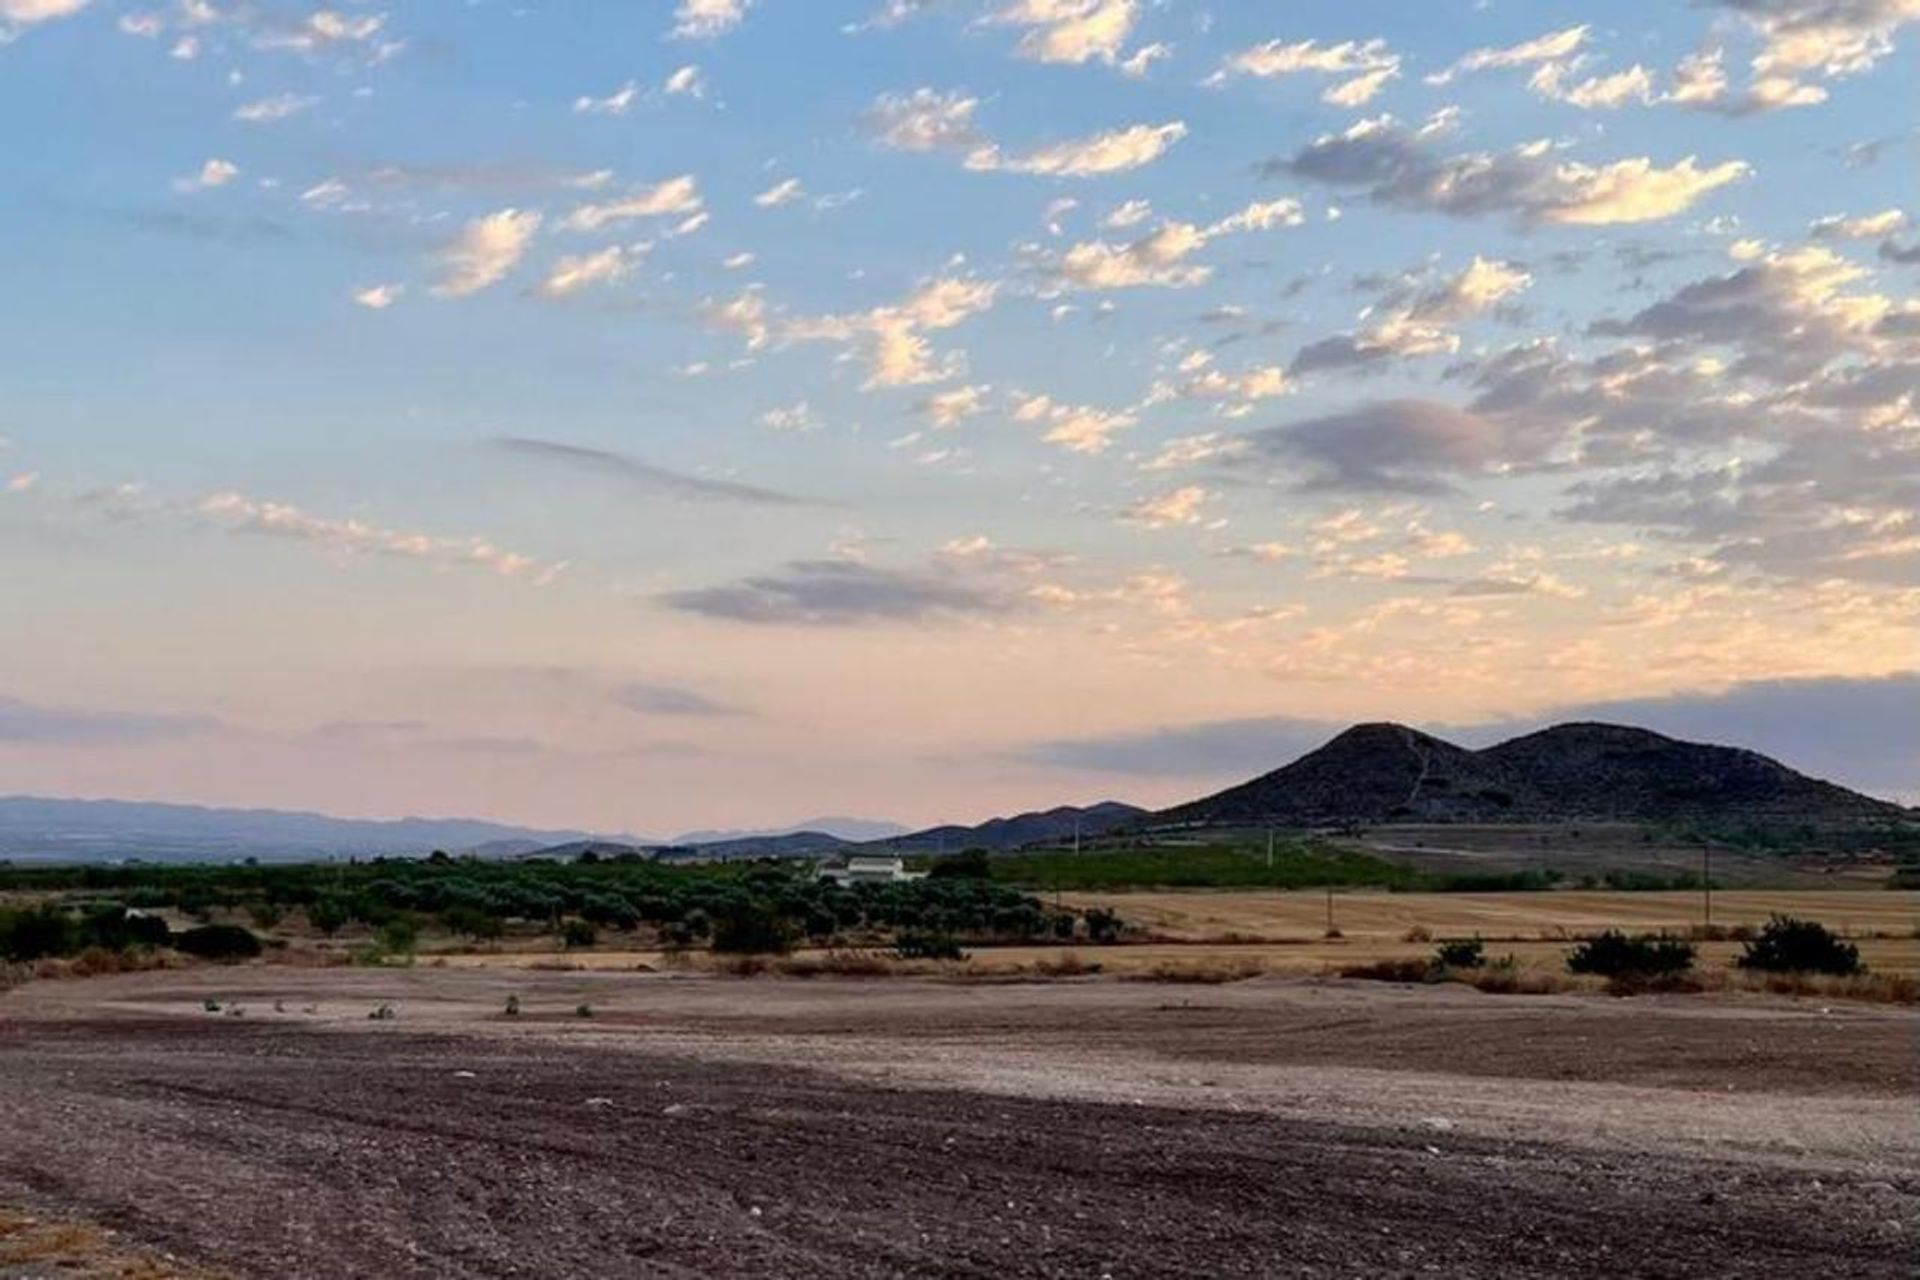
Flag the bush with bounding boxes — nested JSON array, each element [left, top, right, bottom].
[[1737, 915, 1863, 976], [0, 905, 77, 962], [927, 849, 991, 880], [378, 918, 418, 956], [1566, 931, 1694, 978], [561, 919, 598, 949], [1433, 937, 1485, 970], [308, 897, 351, 936], [442, 905, 505, 942], [172, 924, 264, 963], [1338, 957, 1435, 984], [709, 903, 793, 955]]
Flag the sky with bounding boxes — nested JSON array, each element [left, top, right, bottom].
[[1, 0, 1916, 832]]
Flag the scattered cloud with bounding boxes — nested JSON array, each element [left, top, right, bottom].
[[1210, 37, 1402, 106], [670, 0, 750, 41], [232, 92, 318, 123], [0, 695, 216, 746], [1123, 484, 1210, 528], [172, 158, 238, 192], [1011, 391, 1135, 453], [613, 682, 742, 717], [433, 209, 542, 297], [573, 79, 639, 115], [660, 558, 1008, 625], [196, 491, 565, 583], [560, 175, 703, 232], [1276, 114, 1749, 226], [352, 283, 403, 309], [537, 244, 643, 297]]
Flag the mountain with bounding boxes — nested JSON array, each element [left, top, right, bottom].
[[669, 816, 909, 845], [1153, 722, 1910, 829], [0, 795, 601, 862], [655, 831, 855, 860], [885, 802, 1147, 853]]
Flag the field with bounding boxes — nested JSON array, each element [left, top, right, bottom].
[[2, 966, 1917, 1277]]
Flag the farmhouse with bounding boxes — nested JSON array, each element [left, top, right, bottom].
[[817, 854, 925, 886]]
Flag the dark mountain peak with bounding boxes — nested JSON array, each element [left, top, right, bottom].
[[1155, 719, 1908, 829]]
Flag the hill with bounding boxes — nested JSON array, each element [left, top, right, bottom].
[[0, 795, 601, 862], [1153, 721, 1909, 829], [885, 802, 1147, 853]]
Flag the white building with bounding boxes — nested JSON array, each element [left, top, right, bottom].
[[817, 854, 925, 886]]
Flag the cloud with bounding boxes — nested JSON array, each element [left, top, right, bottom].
[[966, 120, 1187, 177], [1291, 256, 1530, 375], [1210, 37, 1402, 106], [753, 176, 805, 207], [989, 0, 1142, 69], [433, 208, 542, 297], [0, 0, 87, 38], [613, 682, 741, 717], [1276, 114, 1749, 226], [867, 88, 985, 152], [785, 276, 998, 388], [196, 491, 565, 583], [1530, 61, 1656, 110], [537, 244, 643, 297], [0, 695, 217, 746], [1011, 391, 1136, 453], [1810, 208, 1908, 240], [1235, 399, 1540, 493], [172, 158, 239, 192], [560, 176, 702, 232], [664, 64, 705, 97], [232, 92, 318, 123], [573, 79, 639, 115], [670, 0, 749, 41], [660, 558, 1008, 625], [489, 437, 822, 506], [1122, 485, 1210, 528], [1035, 198, 1303, 293], [352, 283, 403, 309], [1427, 24, 1588, 84], [919, 383, 990, 426]]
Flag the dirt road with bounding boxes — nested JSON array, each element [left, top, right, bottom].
[[2, 969, 1915, 1277]]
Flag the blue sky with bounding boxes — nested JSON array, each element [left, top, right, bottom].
[[2, 0, 1916, 828]]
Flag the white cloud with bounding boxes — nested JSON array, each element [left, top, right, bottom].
[[1103, 199, 1152, 228], [868, 88, 984, 152], [663, 64, 705, 97], [1427, 25, 1588, 84], [1810, 208, 1908, 239], [759, 400, 818, 431], [1038, 197, 1303, 292], [1, 0, 88, 33], [172, 157, 239, 192], [670, 0, 749, 41], [538, 245, 643, 297], [1012, 392, 1136, 453], [196, 491, 564, 584], [232, 92, 318, 123], [754, 177, 805, 208], [787, 277, 999, 389], [1530, 61, 1656, 109], [965, 121, 1187, 177], [1212, 37, 1401, 105], [1123, 485, 1209, 528], [920, 383, 990, 426], [561, 176, 703, 232], [6, 470, 40, 493], [433, 209, 542, 298], [573, 79, 639, 115], [990, 0, 1141, 68], [1291, 256, 1531, 375], [700, 287, 771, 350], [352, 283, 403, 309]]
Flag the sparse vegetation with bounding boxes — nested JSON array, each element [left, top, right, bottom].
[[172, 924, 263, 963], [1736, 915, 1863, 976], [892, 931, 965, 961], [1433, 937, 1485, 970], [1566, 932, 1696, 978]]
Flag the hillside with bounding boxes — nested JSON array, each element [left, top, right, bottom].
[[1153, 721, 1910, 829], [885, 802, 1146, 853]]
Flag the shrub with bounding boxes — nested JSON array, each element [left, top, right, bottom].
[[308, 897, 351, 936], [893, 931, 965, 961], [378, 918, 418, 957], [561, 919, 598, 949], [172, 924, 263, 963], [574, 1003, 594, 1019], [0, 905, 77, 962], [1736, 915, 1863, 976], [1082, 907, 1123, 944], [1433, 937, 1485, 970], [927, 849, 991, 880], [442, 905, 505, 942], [504, 994, 521, 1017], [1566, 931, 1694, 978], [709, 903, 792, 955]]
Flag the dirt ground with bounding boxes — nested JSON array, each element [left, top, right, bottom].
[[2, 967, 1916, 1278]]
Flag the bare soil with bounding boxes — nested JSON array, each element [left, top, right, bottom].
[[2, 968, 1915, 1278]]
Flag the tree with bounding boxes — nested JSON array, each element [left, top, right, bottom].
[[1737, 915, 1862, 976]]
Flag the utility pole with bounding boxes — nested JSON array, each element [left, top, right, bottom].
[[1266, 828, 1275, 870], [1702, 841, 1712, 930]]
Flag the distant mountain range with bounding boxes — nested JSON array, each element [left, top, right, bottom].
[[1, 721, 1904, 863], [1152, 721, 1910, 829]]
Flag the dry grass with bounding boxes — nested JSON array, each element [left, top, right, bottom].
[[0, 1207, 211, 1278], [776, 950, 898, 979], [1337, 957, 1436, 984], [1027, 951, 1104, 978], [29, 948, 178, 982], [1129, 957, 1269, 984], [1736, 970, 1920, 1005]]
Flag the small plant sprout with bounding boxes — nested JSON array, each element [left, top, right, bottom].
[[368, 1002, 396, 1021], [575, 1002, 594, 1019], [505, 994, 521, 1017], [202, 998, 222, 1013]]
